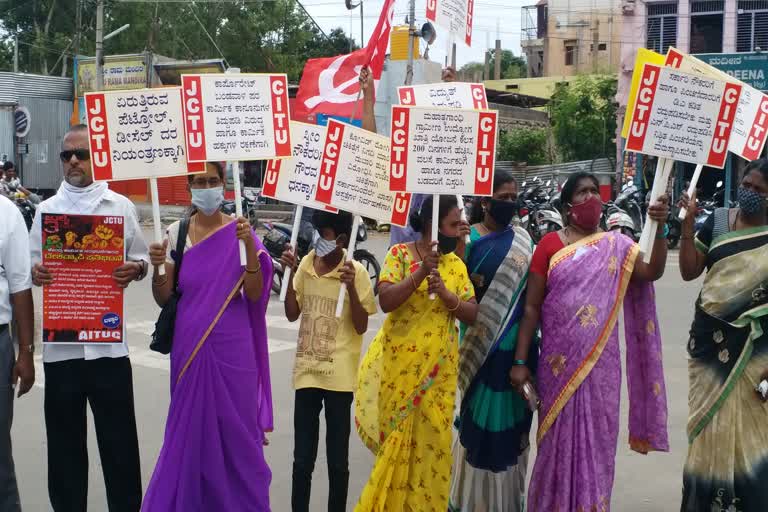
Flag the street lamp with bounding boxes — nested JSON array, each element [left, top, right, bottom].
[[95, 0, 130, 92], [344, 0, 364, 50]]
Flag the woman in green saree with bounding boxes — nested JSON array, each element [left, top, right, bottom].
[[679, 158, 768, 512]]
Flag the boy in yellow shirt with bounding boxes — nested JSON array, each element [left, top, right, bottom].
[[281, 210, 377, 512]]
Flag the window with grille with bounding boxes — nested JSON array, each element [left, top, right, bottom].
[[690, 0, 723, 53], [565, 40, 576, 66], [647, 3, 678, 53], [738, 0, 768, 51]]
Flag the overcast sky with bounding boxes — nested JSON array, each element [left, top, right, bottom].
[[301, 0, 526, 68]]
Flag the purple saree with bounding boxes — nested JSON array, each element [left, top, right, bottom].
[[142, 223, 274, 511], [527, 232, 668, 512]]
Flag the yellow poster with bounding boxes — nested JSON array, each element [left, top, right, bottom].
[[77, 56, 148, 95], [621, 48, 665, 139]]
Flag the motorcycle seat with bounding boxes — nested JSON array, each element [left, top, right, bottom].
[[272, 223, 293, 236]]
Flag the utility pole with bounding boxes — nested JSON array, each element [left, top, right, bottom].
[[494, 39, 501, 80], [13, 31, 18, 72], [483, 32, 490, 79], [451, 43, 456, 69], [405, 0, 415, 85], [95, 0, 104, 91], [74, 0, 82, 57], [592, 19, 599, 72]]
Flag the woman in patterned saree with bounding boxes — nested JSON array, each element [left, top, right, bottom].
[[679, 159, 768, 512], [449, 172, 536, 512], [510, 172, 671, 511], [355, 195, 477, 512]]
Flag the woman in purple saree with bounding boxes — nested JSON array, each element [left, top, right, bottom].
[[144, 163, 273, 511], [510, 172, 671, 511]]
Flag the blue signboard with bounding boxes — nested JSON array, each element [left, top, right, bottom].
[[694, 52, 768, 91], [316, 113, 362, 128]]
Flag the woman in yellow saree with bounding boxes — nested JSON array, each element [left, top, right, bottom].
[[355, 195, 477, 512]]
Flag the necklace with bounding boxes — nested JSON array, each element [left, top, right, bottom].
[[414, 240, 429, 262]]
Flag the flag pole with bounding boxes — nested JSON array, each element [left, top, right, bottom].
[[405, 0, 415, 86]]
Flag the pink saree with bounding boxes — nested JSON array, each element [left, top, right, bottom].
[[527, 232, 669, 511]]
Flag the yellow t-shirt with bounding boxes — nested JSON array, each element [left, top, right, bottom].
[[292, 250, 378, 391]]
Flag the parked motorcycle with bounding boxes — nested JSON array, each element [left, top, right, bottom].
[[10, 192, 36, 231], [262, 216, 381, 296], [518, 178, 563, 243], [694, 180, 724, 233]]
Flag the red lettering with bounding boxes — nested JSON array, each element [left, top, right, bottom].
[[626, 65, 660, 152], [465, 0, 474, 46], [399, 87, 415, 105], [743, 94, 768, 160], [389, 107, 410, 191], [391, 192, 412, 227], [664, 48, 684, 68], [270, 75, 291, 157], [471, 84, 487, 109], [707, 82, 741, 167], [261, 159, 281, 198], [426, 0, 437, 21], [474, 111, 497, 195], [84, 93, 113, 180], [315, 120, 344, 205], [181, 75, 207, 162]]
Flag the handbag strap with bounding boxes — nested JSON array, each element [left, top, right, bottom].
[[172, 217, 190, 292], [175, 272, 246, 385]]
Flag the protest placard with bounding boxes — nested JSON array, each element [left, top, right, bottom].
[[41, 213, 125, 345], [83, 87, 205, 181], [426, 0, 474, 46], [625, 64, 741, 169], [665, 48, 768, 161], [398, 82, 487, 109], [389, 105, 497, 195], [262, 121, 337, 212], [181, 73, 292, 162], [621, 48, 666, 139], [314, 118, 411, 227]]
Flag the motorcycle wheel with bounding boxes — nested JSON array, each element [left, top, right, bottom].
[[354, 249, 381, 295], [272, 267, 283, 295]]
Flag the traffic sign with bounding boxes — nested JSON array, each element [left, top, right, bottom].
[[14, 106, 30, 138], [694, 52, 768, 91]]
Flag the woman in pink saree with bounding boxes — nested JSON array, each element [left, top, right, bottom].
[[510, 172, 671, 511]]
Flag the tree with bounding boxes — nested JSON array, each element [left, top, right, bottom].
[[459, 49, 526, 80], [549, 75, 617, 162], [0, 0, 356, 81], [497, 127, 550, 165]]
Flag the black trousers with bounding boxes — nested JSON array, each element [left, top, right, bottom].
[[44, 356, 142, 512], [291, 388, 353, 512]]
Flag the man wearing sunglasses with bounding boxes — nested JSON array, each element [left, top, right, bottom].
[[28, 124, 148, 512]]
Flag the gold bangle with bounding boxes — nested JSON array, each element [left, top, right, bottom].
[[245, 264, 261, 274], [447, 293, 461, 312], [152, 277, 168, 287]]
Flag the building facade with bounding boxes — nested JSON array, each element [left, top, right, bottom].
[[521, 0, 623, 77]]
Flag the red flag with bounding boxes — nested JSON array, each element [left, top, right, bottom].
[[294, 0, 395, 119]]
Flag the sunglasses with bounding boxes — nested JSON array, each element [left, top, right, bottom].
[[59, 149, 91, 162]]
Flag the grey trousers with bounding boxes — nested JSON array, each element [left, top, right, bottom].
[[0, 327, 19, 512]]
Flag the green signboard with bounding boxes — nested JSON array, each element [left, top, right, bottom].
[[694, 52, 768, 91]]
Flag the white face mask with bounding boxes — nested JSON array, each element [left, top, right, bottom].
[[191, 186, 224, 216], [315, 236, 338, 257]]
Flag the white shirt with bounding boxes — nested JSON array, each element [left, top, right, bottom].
[[0, 196, 32, 324], [30, 185, 149, 363]]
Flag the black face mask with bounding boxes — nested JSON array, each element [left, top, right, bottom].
[[437, 231, 458, 254], [488, 198, 518, 227]]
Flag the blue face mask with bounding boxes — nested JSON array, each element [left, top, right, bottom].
[[191, 186, 224, 216], [738, 187, 767, 216]]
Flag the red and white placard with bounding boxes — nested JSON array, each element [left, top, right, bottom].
[[665, 48, 768, 162], [398, 82, 487, 109], [84, 87, 204, 181], [180, 73, 291, 162], [426, 0, 474, 47], [389, 105, 497, 195], [262, 121, 336, 212], [625, 64, 741, 169], [314, 119, 410, 227]]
